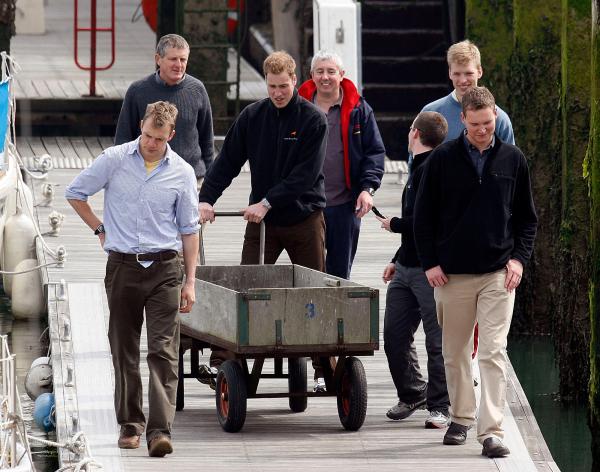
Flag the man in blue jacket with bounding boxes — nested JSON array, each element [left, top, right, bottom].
[[298, 50, 385, 282]]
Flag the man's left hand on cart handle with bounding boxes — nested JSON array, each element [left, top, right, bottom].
[[242, 203, 269, 224]]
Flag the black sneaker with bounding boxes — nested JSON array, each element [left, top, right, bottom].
[[443, 422, 468, 445], [481, 437, 510, 457], [386, 398, 427, 420], [197, 364, 217, 390]]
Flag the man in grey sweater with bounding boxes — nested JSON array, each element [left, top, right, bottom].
[[115, 34, 214, 182]]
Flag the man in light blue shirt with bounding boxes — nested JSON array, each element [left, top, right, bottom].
[[65, 101, 199, 458], [422, 40, 514, 144]]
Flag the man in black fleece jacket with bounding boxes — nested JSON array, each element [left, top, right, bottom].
[[199, 50, 327, 270], [376, 111, 449, 429], [414, 87, 537, 457]]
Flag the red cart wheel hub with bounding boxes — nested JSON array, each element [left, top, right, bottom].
[[341, 373, 351, 416], [220, 379, 229, 416]]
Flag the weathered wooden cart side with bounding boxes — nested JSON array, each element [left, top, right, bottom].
[[182, 264, 379, 354], [177, 264, 379, 432]]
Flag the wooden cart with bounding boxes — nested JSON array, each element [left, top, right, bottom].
[[176, 218, 379, 433]]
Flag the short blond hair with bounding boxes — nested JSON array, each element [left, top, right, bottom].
[[447, 40, 481, 68], [142, 101, 178, 130], [263, 51, 296, 78]]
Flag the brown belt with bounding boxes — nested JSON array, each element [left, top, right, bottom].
[[109, 250, 178, 262]]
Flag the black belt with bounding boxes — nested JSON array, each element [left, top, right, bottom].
[[109, 250, 178, 262]]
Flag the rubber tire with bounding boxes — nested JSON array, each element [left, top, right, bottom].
[[176, 353, 185, 411], [336, 357, 367, 431], [288, 357, 308, 412], [215, 360, 247, 433]]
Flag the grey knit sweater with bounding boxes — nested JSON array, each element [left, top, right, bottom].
[[115, 72, 214, 178]]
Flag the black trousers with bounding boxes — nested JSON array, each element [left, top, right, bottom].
[[384, 262, 449, 412]]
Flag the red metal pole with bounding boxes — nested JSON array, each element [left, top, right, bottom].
[[90, 0, 97, 96]]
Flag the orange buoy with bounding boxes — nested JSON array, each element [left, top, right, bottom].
[[227, 0, 245, 39], [142, 0, 158, 32]]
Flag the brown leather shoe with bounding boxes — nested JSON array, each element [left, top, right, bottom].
[[148, 434, 173, 457], [117, 432, 141, 449]]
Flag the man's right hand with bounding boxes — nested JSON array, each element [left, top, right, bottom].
[[425, 265, 448, 288], [199, 202, 215, 224], [99, 233, 105, 248], [382, 263, 395, 283]]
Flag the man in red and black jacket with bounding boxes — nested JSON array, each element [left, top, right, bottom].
[[298, 50, 385, 281]]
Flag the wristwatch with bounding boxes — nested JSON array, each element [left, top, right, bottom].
[[94, 223, 105, 235], [365, 187, 375, 196], [260, 198, 272, 210]]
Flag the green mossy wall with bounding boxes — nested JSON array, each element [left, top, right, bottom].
[[588, 2, 600, 465], [556, 0, 591, 401]]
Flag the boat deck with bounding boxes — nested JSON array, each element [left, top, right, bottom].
[[20, 140, 557, 471]]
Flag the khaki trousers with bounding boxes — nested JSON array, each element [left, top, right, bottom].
[[105, 254, 183, 442], [434, 270, 514, 443]]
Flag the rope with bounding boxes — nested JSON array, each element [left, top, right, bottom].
[[28, 431, 104, 471], [0, 261, 63, 275]]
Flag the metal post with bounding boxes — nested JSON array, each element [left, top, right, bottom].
[[89, 0, 97, 96], [10, 354, 16, 467], [259, 221, 265, 265]]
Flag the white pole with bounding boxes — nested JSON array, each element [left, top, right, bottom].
[[10, 354, 16, 467]]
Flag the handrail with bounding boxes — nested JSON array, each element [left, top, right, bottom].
[[74, 0, 116, 97]]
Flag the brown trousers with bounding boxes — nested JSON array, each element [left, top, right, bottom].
[[241, 210, 327, 379], [241, 210, 325, 270], [105, 254, 183, 442]]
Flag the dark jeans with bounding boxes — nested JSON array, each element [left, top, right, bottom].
[[324, 201, 361, 279], [241, 210, 325, 271], [105, 254, 183, 442], [384, 262, 449, 412]]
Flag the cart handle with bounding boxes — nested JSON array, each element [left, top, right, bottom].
[[199, 211, 265, 266]]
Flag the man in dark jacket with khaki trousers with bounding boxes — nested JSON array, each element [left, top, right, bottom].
[[414, 87, 537, 458]]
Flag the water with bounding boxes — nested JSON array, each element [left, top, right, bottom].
[[0, 289, 59, 471], [508, 335, 593, 472]]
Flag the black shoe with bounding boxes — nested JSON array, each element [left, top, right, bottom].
[[386, 398, 427, 420], [481, 437, 510, 458], [197, 364, 217, 390], [443, 422, 468, 445]]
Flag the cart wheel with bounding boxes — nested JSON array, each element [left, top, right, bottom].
[[215, 360, 247, 433], [176, 352, 185, 411], [288, 357, 307, 412], [336, 357, 367, 431]]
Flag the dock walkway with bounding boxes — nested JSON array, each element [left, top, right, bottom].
[[21, 143, 557, 472], [11, 0, 266, 103]]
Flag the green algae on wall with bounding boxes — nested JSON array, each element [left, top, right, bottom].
[[465, 0, 513, 101], [557, 0, 591, 402], [588, 2, 600, 466], [510, 0, 562, 335]]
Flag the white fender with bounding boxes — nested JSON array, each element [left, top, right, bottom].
[[25, 356, 52, 401], [2, 210, 36, 295], [6, 183, 34, 219], [11, 258, 44, 319]]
